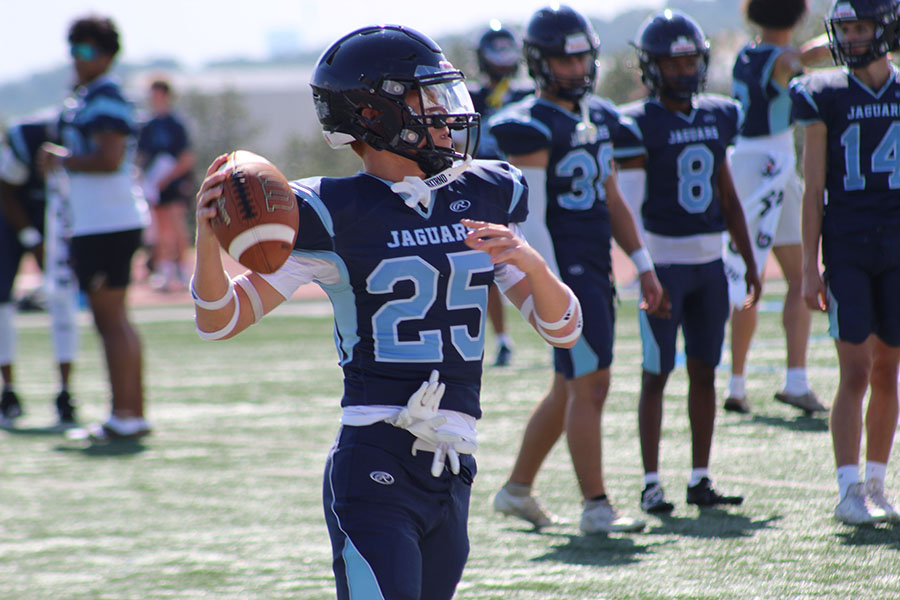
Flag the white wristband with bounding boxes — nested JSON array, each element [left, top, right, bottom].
[[196, 295, 241, 340], [18, 227, 42, 249], [629, 248, 653, 275], [533, 287, 578, 331], [234, 274, 264, 324], [190, 275, 236, 311]]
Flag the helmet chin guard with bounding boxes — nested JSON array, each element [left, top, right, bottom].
[[311, 25, 480, 177]]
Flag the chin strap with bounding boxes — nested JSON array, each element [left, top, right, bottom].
[[573, 96, 598, 145], [391, 155, 474, 210]]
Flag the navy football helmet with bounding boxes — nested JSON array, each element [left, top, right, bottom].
[[310, 25, 479, 176], [634, 9, 710, 102], [477, 23, 520, 82], [523, 5, 600, 101], [827, 0, 900, 67]]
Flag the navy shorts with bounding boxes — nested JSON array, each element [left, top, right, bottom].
[[640, 260, 729, 374], [823, 231, 900, 346], [70, 228, 142, 292], [553, 243, 615, 379], [323, 422, 476, 600]]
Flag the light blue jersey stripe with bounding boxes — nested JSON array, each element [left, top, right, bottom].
[[293, 179, 335, 237], [826, 284, 840, 340], [508, 164, 526, 217], [294, 249, 358, 365]]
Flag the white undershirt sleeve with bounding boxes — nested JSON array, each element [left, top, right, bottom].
[[517, 166, 559, 277]]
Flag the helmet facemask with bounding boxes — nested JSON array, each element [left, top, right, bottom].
[[641, 51, 709, 102], [344, 66, 480, 177], [827, 1, 900, 67], [532, 50, 598, 101]]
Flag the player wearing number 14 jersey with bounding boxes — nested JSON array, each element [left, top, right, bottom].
[[791, 0, 900, 525], [616, 9, 761, 514], [192, 25, 582, 600]]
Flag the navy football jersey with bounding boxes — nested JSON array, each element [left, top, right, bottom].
[[488, 95, 631, 270], [284, 161, 527, 419], [732, 43, 798, 138], [1, 120, 54, 212], [137, 113, 191, 197], [469, 81, 533, 159], [59, 75, 136, 158], [791, 67, 900, 236], [617, 95, 742, 237]]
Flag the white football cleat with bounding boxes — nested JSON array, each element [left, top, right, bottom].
[[866, 479, 900, 523], [580, 498, 646, 534], [493, 485, 560, 529], [834, 482, 887, 525]]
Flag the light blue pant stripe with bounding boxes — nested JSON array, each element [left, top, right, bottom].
[[342, 536, 385, 599], [826, 284, 839, 340], [639, 310, 661, 374], [570, 334, 600, 378]]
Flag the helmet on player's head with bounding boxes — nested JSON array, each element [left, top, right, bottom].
[[477, 23, 520, 82], [826, 0, 900, 67], [310, 25, 479, 177], [523, 5, 600, 101], [634, 9, 710, 102]]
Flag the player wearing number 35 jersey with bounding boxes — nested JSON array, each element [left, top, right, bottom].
[[192, 25, 582, 600]]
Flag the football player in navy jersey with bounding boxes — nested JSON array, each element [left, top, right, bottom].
[[192, 25, 581, 600], [488, 4, 664, 535], [469, 22, 534, 367], [791, 0, 900, 525], [0, 118, 79, 426], [724, 0, 831, 416], [616, 10, 762, 514]]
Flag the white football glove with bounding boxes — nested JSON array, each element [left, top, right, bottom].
[[387, 370, 477, 477]]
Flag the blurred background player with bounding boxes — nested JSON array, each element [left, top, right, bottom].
[[192, 24, 581, 599], [489, 4, 663, 534], [617, 9, 761, 514], [792, 0, 900, 525], [39, 15, 150, 439], [723, 0, 831, 415], [137, 78, 195, 293], [0, 117, 79, 426], [469, 22, 533, 366]]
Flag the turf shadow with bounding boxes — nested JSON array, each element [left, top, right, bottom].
[[834, 522, 900, 549], [647, 511, 782, 540], [0, 424, 78, 437], [748, 414, 829, 433], [531, 533, 657, 567], [53, 437, 147, 457]]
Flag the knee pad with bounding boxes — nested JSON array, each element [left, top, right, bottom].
[[48, 289, 79, 363]]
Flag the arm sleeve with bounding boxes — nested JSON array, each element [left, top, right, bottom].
[[790, 78, 822, 125], [489, 115, 552, 156]]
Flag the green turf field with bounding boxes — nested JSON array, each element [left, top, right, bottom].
[[1, 286, 898, 599]]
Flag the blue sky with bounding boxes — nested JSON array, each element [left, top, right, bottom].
[[2, 0, 663, 84]]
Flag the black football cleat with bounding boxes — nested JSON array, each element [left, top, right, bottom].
[[686, 477, 743, 507]]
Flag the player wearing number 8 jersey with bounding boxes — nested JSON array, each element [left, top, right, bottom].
[[192, 24, 582, 599], [790, 0, 900, 525], [616, 9, 761, 514]]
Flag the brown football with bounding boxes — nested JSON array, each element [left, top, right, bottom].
[[211, 150, 298, 274]]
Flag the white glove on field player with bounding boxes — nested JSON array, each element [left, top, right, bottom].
[[388, 370, 477, 477]]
